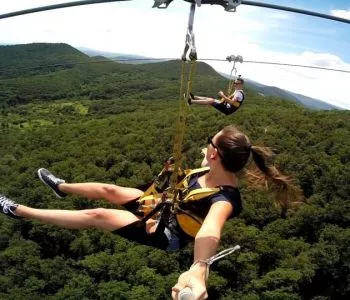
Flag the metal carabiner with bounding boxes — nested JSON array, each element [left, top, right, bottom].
[[225, 0, 242, 12], [181, 3, 197, 61], [152, 0, 173, 9]]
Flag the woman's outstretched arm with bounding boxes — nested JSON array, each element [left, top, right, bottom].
[[172, 201, 233, 300]]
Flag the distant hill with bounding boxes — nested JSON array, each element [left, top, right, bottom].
[[0, 43, 235, 106], [0, 43, 90, 78], [80, 47, 340, 111], [0, 43, 340, 111], [243, 78, 340, 111], [77, 47, 124, 58], [218, 73, 339, 111], [78, 47, 166, 64]]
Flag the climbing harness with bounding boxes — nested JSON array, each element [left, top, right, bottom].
[[137, 166, 230, 237], [138, 4, 246, 236], [140, 2, 246, 238], [135, 2, 204, 238]]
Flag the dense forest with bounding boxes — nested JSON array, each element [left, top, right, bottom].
[[0, 43, 349, 300]]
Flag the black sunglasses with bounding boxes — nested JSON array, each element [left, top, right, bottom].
[[207, 136, 223, 159]]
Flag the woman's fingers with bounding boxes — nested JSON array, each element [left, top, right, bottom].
[[192, 286, 208, 300], [172, 283, 186, 300]]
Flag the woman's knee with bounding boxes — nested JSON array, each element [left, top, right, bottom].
[[83, 208, 109, 219], [102, 184, 119, 197], [104, 184, 143, 201], [82, 208, 140, 230]]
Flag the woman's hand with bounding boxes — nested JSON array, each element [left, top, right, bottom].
[[218, 90, 225, 97], [172, 266, 208, 300], [171, 195, 233, 299]]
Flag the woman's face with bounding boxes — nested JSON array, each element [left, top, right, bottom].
[[201, 147, 208, 167], [201, 132, 222, 167]]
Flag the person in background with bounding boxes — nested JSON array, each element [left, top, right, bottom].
[[189, 76, 245, 116]]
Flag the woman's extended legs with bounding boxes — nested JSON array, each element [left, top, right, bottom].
[[15, 205, 139, 231], [0, 168, 151, 232], [59, 183, 144, 205], [38, 168, 143, 205]]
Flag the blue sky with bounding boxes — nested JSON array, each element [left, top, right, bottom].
[[252, 0, 350, 61], [0, 1, 349, 108]]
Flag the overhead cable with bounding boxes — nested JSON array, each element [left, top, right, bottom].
[[1, 57, 349, 75], [0, 0, 350, 25], [0, 0, 131, 20]]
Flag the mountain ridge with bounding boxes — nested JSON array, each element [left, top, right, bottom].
[[0, 43, 341, 110], [231, 76, 339, 110], [78, 46, 340, 110]]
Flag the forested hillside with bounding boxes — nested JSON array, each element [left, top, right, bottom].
[[0, 43, 229, 107], [0, 43, 349, 300]]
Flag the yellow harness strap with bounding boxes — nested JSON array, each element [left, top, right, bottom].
[[177, 166, 210, 189], [138, 166, 213, 210], [137, 166, 224, 238], [183, 187, 220, 202]]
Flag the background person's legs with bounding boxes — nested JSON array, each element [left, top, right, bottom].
[[191, 96, 216, 105]]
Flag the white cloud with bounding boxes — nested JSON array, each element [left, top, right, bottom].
[[0, 1, 349, 109], [331, 9, 350, 20]]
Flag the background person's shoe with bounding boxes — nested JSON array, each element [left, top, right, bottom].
[[188, 92, 195, 105], [0, 195, 21, 219], [37, 168, 67, 198], [184, 93, 192, 105]]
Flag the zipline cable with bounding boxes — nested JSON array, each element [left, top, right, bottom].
[[0, 0, 130, 20], [1, 0, 350, 25], [1, 57, 350, 75], [201, 58, 350, 74], [240, 1, 350, 25]]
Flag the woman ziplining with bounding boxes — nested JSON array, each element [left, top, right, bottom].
[[188, 54, 245, 116], [188, 75, 245, 115], [0, 125, 303, 300], [7, 1, 350, 299], [0, 2, 297, 300]]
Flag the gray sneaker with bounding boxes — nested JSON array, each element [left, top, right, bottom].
[[0, 194, 21, 219], [37, 168, 67, 198]]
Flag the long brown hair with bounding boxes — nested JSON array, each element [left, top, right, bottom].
[[216, 125, 303, 210]]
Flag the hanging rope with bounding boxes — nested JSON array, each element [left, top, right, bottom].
[[226, 54, 243, 95], [169, 3, 197, 202]]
